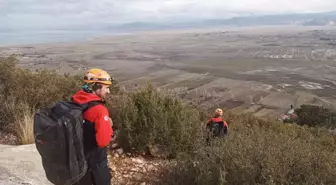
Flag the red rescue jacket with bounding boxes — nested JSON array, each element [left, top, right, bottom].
[[72, 90, 113, 148], [207, 116, 228, 128]]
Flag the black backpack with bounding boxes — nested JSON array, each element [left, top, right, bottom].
[[207, 121, 226, 137], [33, 100, 101, 185]]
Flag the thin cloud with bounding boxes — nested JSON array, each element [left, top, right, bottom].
[[0, 0, 335, 30]]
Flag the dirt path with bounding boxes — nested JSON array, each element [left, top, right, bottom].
[[0, 144, 167, 185]]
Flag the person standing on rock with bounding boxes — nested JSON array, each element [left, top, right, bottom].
[[72, 68, 113, 185]]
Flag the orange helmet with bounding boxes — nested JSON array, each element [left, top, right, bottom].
[[84, 68, 112, 85]]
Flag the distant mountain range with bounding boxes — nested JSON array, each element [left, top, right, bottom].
[[107, 11, 336, 31], [2, 11, 336, 46]]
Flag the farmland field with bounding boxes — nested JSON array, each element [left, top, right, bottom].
[[1, 25, 336, 117]]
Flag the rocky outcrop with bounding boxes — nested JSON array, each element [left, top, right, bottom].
[[0, 144, 52, 185], [0, 143, 168, 185]]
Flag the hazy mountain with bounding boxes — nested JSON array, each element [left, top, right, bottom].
[[108, 11, 336, 31], [2, 11, 336, 46]]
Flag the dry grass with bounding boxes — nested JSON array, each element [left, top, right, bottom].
[[15, 104, 35, 145], [3, 100, 35, 144]]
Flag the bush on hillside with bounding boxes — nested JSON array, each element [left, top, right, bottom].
[[161, 113, 336, 185], [113, 85, 204, 158], [295, 104, 336, 129], [0, 56, 82, 108], [0, 56, 82, 131]]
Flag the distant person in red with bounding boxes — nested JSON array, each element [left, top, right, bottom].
[[206, 108, 228, 142]]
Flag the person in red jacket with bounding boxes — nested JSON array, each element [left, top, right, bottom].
[[206, 108, 228, 142], [72, 68, 113, 185]]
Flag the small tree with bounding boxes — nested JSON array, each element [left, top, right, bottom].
[[114, 85, 203, 158]]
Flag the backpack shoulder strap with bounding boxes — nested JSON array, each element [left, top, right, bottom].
[[70, 97, 104, 112], [83, 100, 104, 112]]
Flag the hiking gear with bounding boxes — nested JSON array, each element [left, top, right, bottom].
[[206, 116, 229, 144], [72, 90, 113, 185], [209, 122, 227, 136], [84, 69, 112, 85], [207, 117, 228, 128], [34, 100, 102, 185], [75, 159, 111, 185], [82, 84, 93, 93], [207, 121, 228, 137], [72, 90, 113, 148]]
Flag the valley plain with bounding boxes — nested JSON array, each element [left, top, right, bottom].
[[1, 25, 336, 118]]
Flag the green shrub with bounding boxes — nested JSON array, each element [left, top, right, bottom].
[[162, 113, 336, 185], [0, 56, 83, 131], [296, 105, 336, 129], [114, 85, 204, 158], [0, 57, 82, 108]]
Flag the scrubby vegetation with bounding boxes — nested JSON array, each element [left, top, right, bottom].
[[0, 56, 84, 144], [113, 85, 203, 158], [295, 104, 336, 129], [162, 114, 336, 185], [1, 56, 336, 184]]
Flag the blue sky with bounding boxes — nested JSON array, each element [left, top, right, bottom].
[[1, 0, 336, 31]]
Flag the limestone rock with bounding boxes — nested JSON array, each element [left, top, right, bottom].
[[0, 144, 52, 185]]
